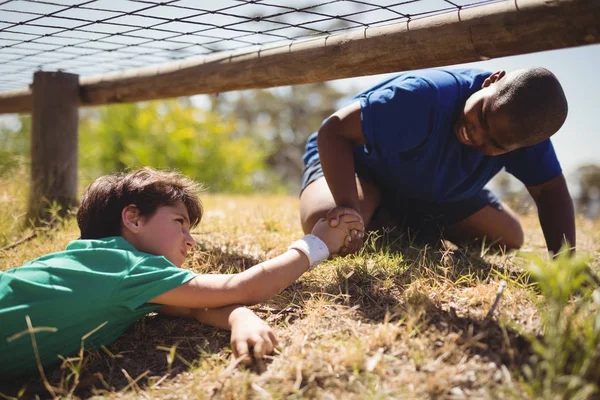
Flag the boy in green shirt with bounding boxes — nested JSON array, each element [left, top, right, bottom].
[[0, 168, 360, 378]]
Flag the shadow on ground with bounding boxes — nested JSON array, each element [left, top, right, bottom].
[[0, 313, 231, 399], [0, 237, 533, 399]]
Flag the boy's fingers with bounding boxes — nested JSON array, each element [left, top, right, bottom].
[[349, 238, 364, 253], [338, 214, 364, 224], [261, 333, 274, 355], [351, 230, 364, 243], [339, 220, 364, 234], [326, 207, 361, 227], [253, 339, 265, 359], [344, 235, 352, 248], [269, 331, 281, 351], [343, 237, 363, 255], [334, 208, 363, 222], [234, 341, 252, 365], [268, 331, 279, 346], [338, 246, 350, 257]]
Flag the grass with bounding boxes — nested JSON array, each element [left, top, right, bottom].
[[1, 172, 600, 399]]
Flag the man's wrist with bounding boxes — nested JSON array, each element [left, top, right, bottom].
[[334, 202, 361, 213]]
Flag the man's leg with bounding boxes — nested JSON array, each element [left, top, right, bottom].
[[445, 201, 524, 250], [299, 176, 381, 234]]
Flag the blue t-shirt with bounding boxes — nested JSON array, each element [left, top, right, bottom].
[[354, 68, 562, 203]]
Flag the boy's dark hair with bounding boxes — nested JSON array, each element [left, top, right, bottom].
[[77, 167, 203, 239], [495, 67, 568, 147]]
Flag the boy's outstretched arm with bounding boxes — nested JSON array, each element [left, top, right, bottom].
[[158, 305, 277, 364], [527, 173, 576, 255], [149, 215, 362, 309]]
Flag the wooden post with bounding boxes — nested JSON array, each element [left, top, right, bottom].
[[27, 71, 79, 223]]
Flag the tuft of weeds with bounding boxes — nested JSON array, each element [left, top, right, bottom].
[[521, 248, 600, 399]]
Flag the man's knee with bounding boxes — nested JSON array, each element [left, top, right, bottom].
[[447, 204, 524, 250], [498, 216, 524, 250], [301, 210, 327, 234], [299, 178, 334, 234]]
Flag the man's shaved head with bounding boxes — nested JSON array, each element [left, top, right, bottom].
[[494, 67, 568, 147]]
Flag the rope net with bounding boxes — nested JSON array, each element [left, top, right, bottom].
[[0, 0, 502, 92]]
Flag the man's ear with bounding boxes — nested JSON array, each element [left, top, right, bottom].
[[122, 204, 141, 233], [482, 70, 506, 88]]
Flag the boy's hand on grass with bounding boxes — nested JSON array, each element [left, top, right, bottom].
[[325, 206, 365, 255], [312, 214, 364, 257], [229, 307, 278, 365]]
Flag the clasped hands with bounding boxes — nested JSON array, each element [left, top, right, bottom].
[[325, 206, 365, 256]]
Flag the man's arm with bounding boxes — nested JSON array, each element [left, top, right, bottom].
[[526, 173, 576, 254], [318, 100, 367, 212], [319, 100, 368, 253]]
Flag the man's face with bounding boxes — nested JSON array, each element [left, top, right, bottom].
[[134, 201, 196, 267], [454, 72, 520, 156]]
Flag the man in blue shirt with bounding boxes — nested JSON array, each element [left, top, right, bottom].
[[299, 67, 575, 254]]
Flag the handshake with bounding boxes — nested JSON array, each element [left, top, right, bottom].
[[311, 206, 366, 258]]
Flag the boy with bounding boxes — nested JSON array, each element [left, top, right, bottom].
[[300, 67, 575, 255], [0, 168, 361, 378]]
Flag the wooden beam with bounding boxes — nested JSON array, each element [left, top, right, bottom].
[[0, 89, 32, 114], [27, 71, 79, 222], [1, 0, 598, 114]]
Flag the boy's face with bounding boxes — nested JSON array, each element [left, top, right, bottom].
[[454, 71, 520, 156], [126, 201, 196, 267]]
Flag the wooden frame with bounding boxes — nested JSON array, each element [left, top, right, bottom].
[[0, 0, 597, 114], [1, 0, 598, 220]]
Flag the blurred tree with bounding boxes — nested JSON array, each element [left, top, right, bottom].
[[492, 171, 513, 199], [0, 115, 30, 177], [576, 164, 600, 219], [489, 171, 535, 215], [79, 99, 279, 193], [209, 82, 348, 193]]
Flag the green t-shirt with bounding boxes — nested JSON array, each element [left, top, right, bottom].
[[0, 236, 196, 378]]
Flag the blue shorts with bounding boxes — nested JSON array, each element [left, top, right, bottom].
[[301, 132, 503, 237]]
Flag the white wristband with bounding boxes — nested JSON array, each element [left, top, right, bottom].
[[288, 234, 330, 271]]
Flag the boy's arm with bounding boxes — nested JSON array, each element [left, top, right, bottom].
[[526, 173, 576, 254], [166, 251, 317, 307], [158, 305, 277, 363], [149, 251, 311, 308], [157, 304, 238, 329], [149, 216, 363, 309]]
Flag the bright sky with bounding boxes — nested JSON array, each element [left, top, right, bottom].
[[329, 43, 600, 182]]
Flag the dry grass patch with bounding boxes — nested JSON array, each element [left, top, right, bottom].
[[1, 193, 599, 399]]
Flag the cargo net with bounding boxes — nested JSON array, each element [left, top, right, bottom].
[[0, 0, 500, 91]]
